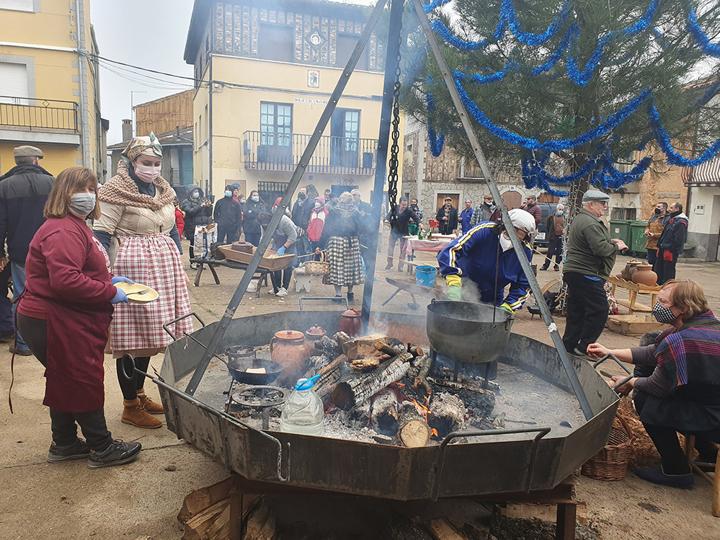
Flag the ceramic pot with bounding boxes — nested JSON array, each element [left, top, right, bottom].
[[270, 330, 308, 385], [339, 309, 362, 337], [621, 260, 643, 281], [304, 325, 326, 356], [632, 264, 658, 287]]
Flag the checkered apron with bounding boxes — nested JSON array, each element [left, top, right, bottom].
[[326, 236, 364, 287], [109, 234, 192, 352]]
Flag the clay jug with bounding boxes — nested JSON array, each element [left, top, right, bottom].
[[270, 330, 308, 385], [304, 325, 326, 356], [621, 260, 643, 281], [632, 264, 658, 287], [339, 308, 362, 337]]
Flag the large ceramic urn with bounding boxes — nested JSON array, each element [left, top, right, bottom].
[[270, 330, 308, 386]]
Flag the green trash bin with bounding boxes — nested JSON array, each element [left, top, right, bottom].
[[609, 220, 631, 248], [629, 220, 649, 256]]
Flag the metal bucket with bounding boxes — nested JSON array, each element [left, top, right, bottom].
[[426, 300, 513, 364]]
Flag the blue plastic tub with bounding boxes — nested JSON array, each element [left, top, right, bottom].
[[415, 265, 437, 287]]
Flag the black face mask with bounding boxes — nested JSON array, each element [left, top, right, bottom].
[[298, 193, 306, 201], [654, 208, 661, 215]]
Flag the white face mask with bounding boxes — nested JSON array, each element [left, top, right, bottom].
[[69, 193, 96, 219], [251, 195, 259, 202], [499, 231, 513, 252], [314, 201, 322, 209], [134, 162, 161, 182]]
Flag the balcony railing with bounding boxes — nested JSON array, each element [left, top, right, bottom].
[[243, 131, 377, 175], [0, 96, 78, 132]]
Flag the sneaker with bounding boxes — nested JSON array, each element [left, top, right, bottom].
[[572, 347, 588, 358], [88, 439, 142, 469], [633, 466, 694, 489], [9, 344, 32, 356], [48, 439, 90, 463], [275, 287, 288, 297]]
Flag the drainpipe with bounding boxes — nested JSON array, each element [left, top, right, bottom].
[[208, 53, 214, 197], [74, 0, 91, 166]]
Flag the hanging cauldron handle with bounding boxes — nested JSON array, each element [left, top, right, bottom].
[[162, 312, 206, 341], [591, 352, 632, 375], [430, 426, 551, 501]]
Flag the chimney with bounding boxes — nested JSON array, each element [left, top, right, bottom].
[[122, 119, 133, 142]]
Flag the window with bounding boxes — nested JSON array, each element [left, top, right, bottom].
[[0, 0, 34, 12], [260, 102, 292, 147], [0, 62, 28, 104], [258, 24, 294, 62], [610, 207, 637, 220], [330, 109, 360, 168]]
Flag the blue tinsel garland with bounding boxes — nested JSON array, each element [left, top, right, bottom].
[[423, 0, 452, 14], [649, 103, 720, 167], [502, 0, 571, 47], [426, 86, 446, 157], [455, 62, 518, 84], [430, 18, 506, 51], [687, 7, 720, 57]]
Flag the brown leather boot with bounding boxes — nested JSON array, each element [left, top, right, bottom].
[[137, 388, 165, 415], [122, 398, 162, 429]]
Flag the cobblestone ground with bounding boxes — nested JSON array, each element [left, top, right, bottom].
[[1, 232, 719, 539]]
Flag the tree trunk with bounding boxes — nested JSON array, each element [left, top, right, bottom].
[[331, 353, 413, 410]]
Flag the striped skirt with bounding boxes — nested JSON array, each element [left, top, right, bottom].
[[110, 234, 193, 354], [326, 236, 364, 287]]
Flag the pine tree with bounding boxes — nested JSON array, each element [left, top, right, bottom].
[[402, 0, 720, 207]]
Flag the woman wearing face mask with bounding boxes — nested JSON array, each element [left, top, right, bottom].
[[588, 280, 720, 489], [243, 190, 265, 247], [17, 167, 141, 468], [93, 135, 192, 429]]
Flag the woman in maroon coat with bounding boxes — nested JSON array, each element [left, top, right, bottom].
[[17, 167, 141, 468]]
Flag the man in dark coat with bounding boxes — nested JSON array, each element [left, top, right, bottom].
[[181, 187, 213, 260], [0, 145, 54, 355], [385, 197, 419, 271], [653, 202, 688, 285], [541, 203, 565, 271], [436, 197, 458, 235], [214, 188, 243, 244], [521, 195, 542, 227]]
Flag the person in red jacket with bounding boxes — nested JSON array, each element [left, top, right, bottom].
[[16, 167, 141, 468], [174, 199, 185, 238]]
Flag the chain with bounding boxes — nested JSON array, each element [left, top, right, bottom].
[[387, 34, 402, 224]]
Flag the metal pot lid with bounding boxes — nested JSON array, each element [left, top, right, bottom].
[[274, 330, 304, 341]]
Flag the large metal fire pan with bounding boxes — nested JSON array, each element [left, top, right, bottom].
[[159, 311, 619, 501]]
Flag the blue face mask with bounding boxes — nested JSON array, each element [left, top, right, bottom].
[[224, 190, 232, 198]]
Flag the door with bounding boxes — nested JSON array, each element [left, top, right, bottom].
[[179, 148, 194, 185], [436, 193, 460, 215], [331, 109, 360, 169], [259, 102, 293, 166]]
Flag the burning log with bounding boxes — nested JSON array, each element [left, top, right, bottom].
[[411, 355, 433, 398], [397, 401, 432, 448], [331, 353, 413, 411], [314, 354, 347, 400], [408, 345, 425, 358], [369, 388, 401, 434], [343, 333, 388, 360], [429, 378, 496, 419], [350, 355, 391, 370], [428, 392, 467, 438]]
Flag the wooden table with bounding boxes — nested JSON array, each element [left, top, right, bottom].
[[403, 235, 454, 274], [190, 257, 271, 295], [607, 275, 660, 313]]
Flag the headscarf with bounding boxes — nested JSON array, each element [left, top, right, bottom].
[[336, 192, 356, 214], [99, 160, 176, 210], [122, 133, 163, 162]]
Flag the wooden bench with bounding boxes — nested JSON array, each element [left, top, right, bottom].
[[608, 275, 660, 313], [685, 436, 720, 517], [190, 257, 271, 296]]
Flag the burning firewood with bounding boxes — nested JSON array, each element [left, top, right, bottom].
[[314, 354, 347, 400], [397, 401, 432, 448], [350, 355, 392, 370], [331, 352, 413, 410], [369, 388, 401, 434], [428, 392, 467, 438], [342, 333, 388, 360], [411, 355, 433, 398]]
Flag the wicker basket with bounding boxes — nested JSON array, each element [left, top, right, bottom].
[[302, 252, 329, 275], [581, 416, 634, 481]]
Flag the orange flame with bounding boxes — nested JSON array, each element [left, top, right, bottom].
[[411, 399, 431, 422], [431, 428, 439, 437]]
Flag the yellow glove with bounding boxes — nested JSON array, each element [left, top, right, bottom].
[[445, 274, 462, 288], [500, 302, 514, 314]]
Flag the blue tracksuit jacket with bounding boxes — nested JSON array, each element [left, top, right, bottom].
[[437, 222, 532, 310]]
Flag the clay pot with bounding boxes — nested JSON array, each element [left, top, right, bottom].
[[270, 330, 308, 385], [231, 241, 254, 253], [621, 260, 644, 281], [304, 325, 326, 356], [631, 264, 658, 287], [339, 308, 362, 337]]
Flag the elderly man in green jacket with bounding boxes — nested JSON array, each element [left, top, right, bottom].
[[563, 190, 628, 355]]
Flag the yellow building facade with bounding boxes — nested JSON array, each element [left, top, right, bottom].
[[184, 0, 402, 203], [0, 0, 105, 177]]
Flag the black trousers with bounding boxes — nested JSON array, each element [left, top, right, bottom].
[[634, 391, 720, 474], [116, 356, 150, 400], [562, 272, 608, 354], [542, 237, 563, 268], [16, 314, 112, 451], [647, 248, 657, 266], [653, 249, 677, 285]]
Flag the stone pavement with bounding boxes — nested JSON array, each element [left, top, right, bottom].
[[1, 239, 719, 539]]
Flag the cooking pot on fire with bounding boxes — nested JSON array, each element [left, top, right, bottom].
[[224, 346, 283, 385], [426, 300, 513, 364]]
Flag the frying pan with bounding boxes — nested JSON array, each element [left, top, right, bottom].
[[225, 346, 283, 385]]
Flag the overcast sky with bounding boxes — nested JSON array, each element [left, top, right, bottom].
[[91, 0, 196, 144]]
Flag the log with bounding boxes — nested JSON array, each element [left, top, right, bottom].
[[428, 518, 466, 540], [182, 499, 228, 540], [429, 392, 466, 438], [370, 388, 401, 434], [331, 353, 413, 410], [178, 476, 236, 523], [315, 354, 347, 400], [314, 335, 341, 358], [397, 401, 431, 448], [412, 355, 433, 397], [343, 333, 388, 359], [244, 499, 276, 540]]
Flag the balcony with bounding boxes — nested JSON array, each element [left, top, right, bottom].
[[243, 131, 377, 175], [0, 96, 80, 146]]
